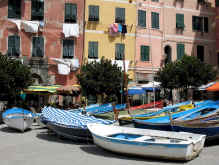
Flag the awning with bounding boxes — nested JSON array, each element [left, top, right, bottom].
[[128, 87, 146, 95], [24, 85, 80, 95], [197, 82, 216, 91], [24, 85, 61, 94], [206, 82, 219, 92], [141, 81, 160, 91]]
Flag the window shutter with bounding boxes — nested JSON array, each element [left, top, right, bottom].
[[89, 5, 93, 19], [14, 36, 20, 56], [95, 6, 99, 20], [93, 42, 98, 58], [116, 44, 124, 60], [8, 36, 14, 56], [65, 4, 71, 20], [177, 44, 184, 60], [204, 17, 208, 33], [69, 40, 74, 58], [88, 42, 93, 58], [88, 42, 98, 58], [152, 12, 159, 29], [138, 10, 146, 27], [176, 14, 184, 28], [141, 46, 149, 61], [116, 8, 125, 23], [72, 4, 77, 21], [39, 37, 44, 57]]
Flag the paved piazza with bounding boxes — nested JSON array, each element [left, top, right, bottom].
[[0, 123, 219, 165]]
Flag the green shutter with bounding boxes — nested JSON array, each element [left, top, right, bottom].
[[38, 37, 44, 57], [8, 36, 14, 56], [63, 40, 68, 58], [63, 40, 74, 58], [93, 42, 98, 58], [89, 5, 93, 20], [89, 5, 99, 21], [94, 6, 99, 20], [141, 45, 149, 61], [69, 40, 74, 58], [138, 10, 146, 27], [14, 36, 20, 56], [8, 36, 20, 57], [8, 0, 21, 19], [116, 8, 125, 23], [65, 3, 77, 23], [177, 44, 185, 60], [72, 4, 77, 22], [88, 42, 98, 59], [115, 44, 124, 60], [32, 37, 44, 57], [65, 3, 71, 20], [176, 14, 184, 29], [152, 12, 159, 29]]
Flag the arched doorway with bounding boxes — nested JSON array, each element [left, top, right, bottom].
[[164, 45, 172, 65]]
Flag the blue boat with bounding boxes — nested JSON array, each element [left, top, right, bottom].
[[133, 101, 219, 131], [172, 110, 219, 139], [2, 107, 34, 132], [41, 106, 115, 141]]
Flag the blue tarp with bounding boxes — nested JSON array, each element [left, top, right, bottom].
[[128, 87, 146, 95], [41, 106, 115, 129], [2, 107, 33, 118]]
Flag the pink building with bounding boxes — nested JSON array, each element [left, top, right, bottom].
[[0, 0, 84, 87], [135, 0, 217, 83]]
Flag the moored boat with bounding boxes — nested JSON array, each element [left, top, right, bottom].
[[133, 103, 219, 131], [119, 101, 193, 125], [41, 106, 115, 141], [87, 123, 206, 161], [2, 107, 34, 132], [172, 112, 219, 140]]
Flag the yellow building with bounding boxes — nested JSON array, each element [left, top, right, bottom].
[[84, 0, 136, 80]]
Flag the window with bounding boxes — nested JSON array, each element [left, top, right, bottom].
[[138, 10, 146, 27], [115, 43, 125, 60], [216, 0, 219, 7], [192, 16, 208, 33], [8, 35, 20, 57], [8, 0, 21, 19], [177, 43, 185, 60], [176, 14, 184, 29], [32, 36, 44, 57], [65, 3, 77, 23], [115, 8, 125, 24], [197, 45, 204, 62], [140, 45, 150, 61], [151, 12, 159, 29], [31, 0, 44, 21], [88, 5, 99, 21], [63, 40, 74, 58], [88, 41, 98, 59]]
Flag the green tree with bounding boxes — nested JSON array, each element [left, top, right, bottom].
[[77, 57, 127, 104], [156, 55, 217, 101], [0, 53, 33, 103]]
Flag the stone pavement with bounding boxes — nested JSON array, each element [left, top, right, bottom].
[[0, 123, 219, 165]]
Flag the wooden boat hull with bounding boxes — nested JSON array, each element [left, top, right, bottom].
[[119, 103, 194, 126], [47, 122, 92, 141], [3, 114, 34, 132], [88, 124, 206, 161]]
